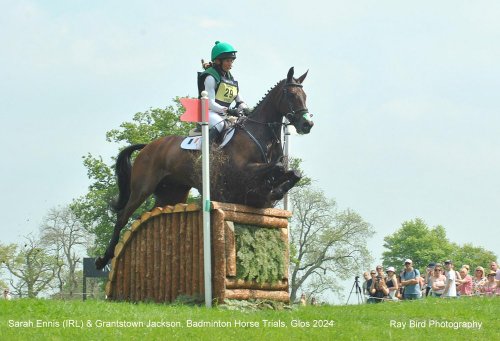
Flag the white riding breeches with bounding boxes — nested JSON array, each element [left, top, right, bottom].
[[209, 110, 225, 132]]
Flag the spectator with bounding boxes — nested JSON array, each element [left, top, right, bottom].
[[481, 271, 497, 296], [424, 262, 436, 297], [3, 288, 11, 300], [311, 297, 317, 305], [472, 266, 486, 295], [457, 266, 472, 296], [490, 262, 500, 281], [400, 259, 421, 300], [430, 264, 447, 297], [369, 274, 389, 303], [442, 260, 458, 298], [385, 267, 399, 300], [362, 271, 371, 297], [366, 270, 377, 303], [300, 293, 307, 306], [376, 265, 385, 278]]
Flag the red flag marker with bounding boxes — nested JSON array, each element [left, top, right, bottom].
[[179, 98, 208, 122]]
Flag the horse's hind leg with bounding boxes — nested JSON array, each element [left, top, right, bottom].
[[154, 180, 191, 207], [95, 177, 161, 270]]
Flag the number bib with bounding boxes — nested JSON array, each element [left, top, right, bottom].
[[215, 77, 238, 107]]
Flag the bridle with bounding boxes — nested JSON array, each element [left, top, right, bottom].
[[281, 82, 311, 124]]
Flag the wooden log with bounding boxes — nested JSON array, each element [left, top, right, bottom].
[[145, 221, 154, 299], [225, 278, 288, 291], [153, 216, 161, 302], [150, 206, 163, 218], [211, 201, 292, 218], [139, 226, 146, 301], [179, 212, 186, 296], [185, 211, 193, 296], [224, 221, 236, 277], [115, 250, 124, 300], [171, 211, 180, 301], [224, 289, 290, 302], [130, 219, 141, 232], [212, 209, 226, 304], [159, 213, 166, 302], [191, 211, 199, 296], [173, 203, 188, 212], [129, 233, 136, 301], [222, 211, 289, 229], [140, 211, 152, 223], [123, 239, 131, 300], [198, 211, 204, 296], [165, 213, 172, 302]]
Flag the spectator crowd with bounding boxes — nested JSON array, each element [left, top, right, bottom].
[[362, 260, 500, 303]]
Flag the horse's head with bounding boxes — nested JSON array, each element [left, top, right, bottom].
[[280, 67, 314, 135]]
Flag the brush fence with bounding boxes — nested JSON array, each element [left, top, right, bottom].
[[105, 201, 291, 303]]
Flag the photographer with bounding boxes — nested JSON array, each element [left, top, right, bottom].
[[369, 274, 389, 303]]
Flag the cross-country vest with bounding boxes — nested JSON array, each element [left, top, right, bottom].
[[198, 67, 239, 108]]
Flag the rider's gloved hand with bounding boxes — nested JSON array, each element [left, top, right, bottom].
[[237, 102, 251, 116], [227, 108, 240, 117]]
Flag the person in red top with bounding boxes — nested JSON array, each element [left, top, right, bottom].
[[457, 266, 472, 296]]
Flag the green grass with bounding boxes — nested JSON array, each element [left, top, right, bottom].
[[0, 297, 498, 340]]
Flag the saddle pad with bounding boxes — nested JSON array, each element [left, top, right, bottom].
[[180, 128, 235, 150]]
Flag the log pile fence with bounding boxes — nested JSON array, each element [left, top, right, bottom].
[[106, 201, 291, 303]]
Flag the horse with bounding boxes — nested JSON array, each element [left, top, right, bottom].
[[95, 67, 314, 269]]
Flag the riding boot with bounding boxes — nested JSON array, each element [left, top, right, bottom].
[[209, 127, 221, 145]]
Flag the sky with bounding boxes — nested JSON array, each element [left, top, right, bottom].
[[1, 1, 499, 298]]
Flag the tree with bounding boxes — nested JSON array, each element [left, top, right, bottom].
[[288, 185, 374, 302], [72, 103, 194, 256], [40, 206, 91, 298], [382, 218, 497, 270], [0, 234, 58, 298], [382, 218, 453, 269], [449, 243, 496, 270]]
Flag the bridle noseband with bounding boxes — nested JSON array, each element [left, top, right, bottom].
[[281, 82, 310, 124]]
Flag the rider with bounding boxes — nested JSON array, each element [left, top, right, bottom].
[[197, 41, 248, 143]]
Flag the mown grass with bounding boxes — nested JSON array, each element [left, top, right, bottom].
[[0, 297, 498, 340]]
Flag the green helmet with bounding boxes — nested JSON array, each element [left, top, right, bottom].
[[211, 41, 237, 61]]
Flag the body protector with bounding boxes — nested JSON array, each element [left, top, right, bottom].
[[198, 67, 239, 108]]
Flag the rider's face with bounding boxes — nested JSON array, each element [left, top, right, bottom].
[[221, 58, 234, 72]]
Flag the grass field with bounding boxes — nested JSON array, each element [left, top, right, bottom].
[[0, 297, 498, 340]]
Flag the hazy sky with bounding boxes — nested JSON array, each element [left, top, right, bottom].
[[1, 1, 499, 276]]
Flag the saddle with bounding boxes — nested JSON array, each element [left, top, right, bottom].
[[181, 118, 237, 151]]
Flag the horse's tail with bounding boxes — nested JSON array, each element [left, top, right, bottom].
[[110, 144, 147, 213]]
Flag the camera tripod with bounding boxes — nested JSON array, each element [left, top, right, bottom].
[[346, 276, 364, 305]]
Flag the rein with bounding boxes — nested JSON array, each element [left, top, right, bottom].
[[235, 81, 307, 164]]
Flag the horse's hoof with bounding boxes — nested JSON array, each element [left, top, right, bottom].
[[95, 257, 106, 270], [270, 189, 285, 201]]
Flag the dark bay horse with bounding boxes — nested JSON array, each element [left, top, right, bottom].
[[95, 67, 314, 269]]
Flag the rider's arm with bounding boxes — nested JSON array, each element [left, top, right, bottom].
[[204, 76, 227, 114]]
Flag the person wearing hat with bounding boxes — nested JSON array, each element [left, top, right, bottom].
[[442, 260, 458, 298], [472, 266, 486, 295], [385, 266, 399, 300], [480, 271, 498, 296], [400, 259, 421, 300], [197, 41, 249, 143]]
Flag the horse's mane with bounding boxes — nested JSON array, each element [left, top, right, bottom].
[[249, 79, 286, 118]]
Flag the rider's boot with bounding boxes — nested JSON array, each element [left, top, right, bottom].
[[209, 127, 221, 146]]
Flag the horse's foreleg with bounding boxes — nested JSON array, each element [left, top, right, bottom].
[[246, 162, 286, 178], [268, 169, 302, 201]]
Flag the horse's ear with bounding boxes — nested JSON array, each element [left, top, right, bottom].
[[297, 70, 308, 84], [287, 67, 295, 83]]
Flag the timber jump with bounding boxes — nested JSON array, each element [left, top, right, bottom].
[[106, 202, 290, 303]]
